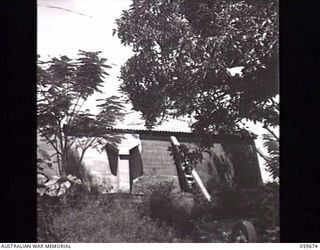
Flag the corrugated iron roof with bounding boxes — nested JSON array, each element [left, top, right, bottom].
[[107, 127, 193, 135], [65, 126, 256, 139]]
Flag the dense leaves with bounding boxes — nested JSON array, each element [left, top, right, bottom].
[[168, 144, 203, 168], [262, 133, 279, 181], [115, 0, 279, 132], [37, 51, 125, 177]]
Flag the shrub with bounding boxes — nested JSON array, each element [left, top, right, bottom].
[[211, 182, 279, 239], [38, 189, 185, 242], [185, 182, 279, 242], [146, 182, 197, 237], [49, 202, 181, 242], [191, 187, 216, 220], [147, 181, 174, 220], [38, 180, 279, 242], [254, 182, 279, 231]]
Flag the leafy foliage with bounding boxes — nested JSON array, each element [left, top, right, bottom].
[[37, 179, 279, 243], [262, 132, 279, 181], [209, 182, 279, 237], [37, 147, 83, 197], [37, 147, 53, 172], [37, 192, 185, 243], [115, 0, 279, 132], [146, 181, 175, 221], [145, 182, 196, 237], [37, 51, 125, 177], [168, 143, 204, 191], [168, 143, 203, 168]]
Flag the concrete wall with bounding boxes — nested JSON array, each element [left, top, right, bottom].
[[174, 139, 262, 189], [80, 147, 117, 193], [38, 132, 261, 194], [81, 134, 262, 193], [81, 134, 141, 193], [140, 138, 178, 176], [136, 135, 262, 191]]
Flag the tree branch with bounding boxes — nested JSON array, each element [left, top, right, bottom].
[[54, 135, 62, 176], [78, 137, 97, 168], [38, 85, 54, 108], [255, 147, 270, 162], [67, 98, 86, 135], [67, 94, 81, 127], [37, 128, 62, 156], [263, 125, 279, 142]]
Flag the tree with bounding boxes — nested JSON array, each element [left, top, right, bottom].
[[115, 0, 279, 134], [37, 50, 125, 178]]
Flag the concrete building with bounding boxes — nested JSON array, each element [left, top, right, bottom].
[[65, 128, 263, 194]]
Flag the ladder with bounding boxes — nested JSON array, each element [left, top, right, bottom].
[[170, 136, 212, 202]]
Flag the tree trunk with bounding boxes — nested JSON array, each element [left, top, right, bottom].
[[61, 153, 67, 178]]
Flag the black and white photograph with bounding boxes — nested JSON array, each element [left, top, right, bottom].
[[37, 0, 279, 243]]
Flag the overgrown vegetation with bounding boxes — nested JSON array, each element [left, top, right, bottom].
[[37, 188, 185, 243], [213, 183, 279, 232], [146, 181, 196, 237], [194, 179, 279, 241], [38, 178, 279, 243], [146, 182, 278, 242]]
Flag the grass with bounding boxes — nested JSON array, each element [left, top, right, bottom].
[[37, 182, 279, 243], [37, 194, 187, 243]]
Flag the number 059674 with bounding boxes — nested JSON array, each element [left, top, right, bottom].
[[300, 244, 318, 248]]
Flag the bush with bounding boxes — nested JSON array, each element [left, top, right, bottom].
[[191, 187, 216, 220], [254, 182, 279, 231], [38, 180, 279, 242], [211, 182, 279, 240], [48, 203, 181, 242], [146, 182, 197, 237], [183, 182, 279, 242], [37, 186, 185, 242], [145, 183, 232, 242]]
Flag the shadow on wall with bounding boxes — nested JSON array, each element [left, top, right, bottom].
[[210, 154, 234, 188], [220, 142, 262, 188], [206, 142, 262, 190]]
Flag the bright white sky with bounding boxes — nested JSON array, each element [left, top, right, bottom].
[[37, 0, 277, 182]]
